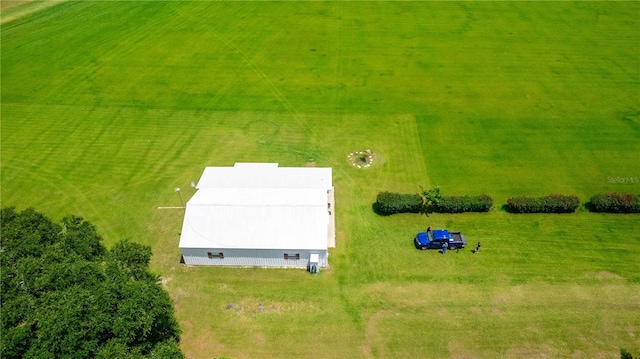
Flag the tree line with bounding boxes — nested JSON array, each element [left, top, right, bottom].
[[1, 207, 184, 359]]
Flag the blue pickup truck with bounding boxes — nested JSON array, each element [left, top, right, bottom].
[[415, 228, 467, 250]]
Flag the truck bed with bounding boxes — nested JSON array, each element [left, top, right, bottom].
[[450, 232, 467, 247]]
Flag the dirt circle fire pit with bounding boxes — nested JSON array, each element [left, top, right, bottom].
[[347, 149, 377, 168]]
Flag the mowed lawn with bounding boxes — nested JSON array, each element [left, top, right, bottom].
[[2, 1, 639, 358]]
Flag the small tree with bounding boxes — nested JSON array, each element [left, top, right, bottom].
[[421, 186, 442, 216]]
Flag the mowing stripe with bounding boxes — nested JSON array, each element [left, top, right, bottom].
[[0, 0, 68, 25], [168, 3, 313, 139]]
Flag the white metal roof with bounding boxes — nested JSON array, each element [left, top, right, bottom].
[[188, 188, 327, 207], [196, 163, 332, 190], [179, 163, 332, 250]]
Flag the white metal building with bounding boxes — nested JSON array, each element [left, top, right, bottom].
[[179, 163, 334, 268]]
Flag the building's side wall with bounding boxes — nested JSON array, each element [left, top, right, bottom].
[[180, 248, 329, 268]]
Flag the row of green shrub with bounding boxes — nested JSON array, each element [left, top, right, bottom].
[[436, 194, 493, 213], [374, 192, 423, 215], [375, 191, 640, 215], [506, 194, 581, 213], [374, 191, 493, 215], [505, 193, 640, 213], [589, 192, 640, 213]]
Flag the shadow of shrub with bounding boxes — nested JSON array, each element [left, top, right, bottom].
[[372, 202, 393, 216]]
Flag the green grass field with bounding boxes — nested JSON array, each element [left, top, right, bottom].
[[2, 1, 639, 358]]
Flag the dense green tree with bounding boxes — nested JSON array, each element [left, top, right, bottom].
[[0, 207, 183, 359], [109, 239, 155, 282], [1, 207, 61, 260], [60, 215, 106, 260], [0, 325, 33, 359], [95, 339, 144, 359], [149, 340, 185, 359], [621, 348, 634, 359], [27, 287, 109, 358]]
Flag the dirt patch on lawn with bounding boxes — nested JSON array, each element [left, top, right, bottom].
[[362, 310, 394, 359], [225, 301, 281, 316], [1, 0, 32, 11], [1, 0, 69, 25], [181, 320, 230, 359], [447, 341, 482, 359], [596, 271, 626, 284], [491, 292, 512, 305], [505, 345, 559, 358]]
